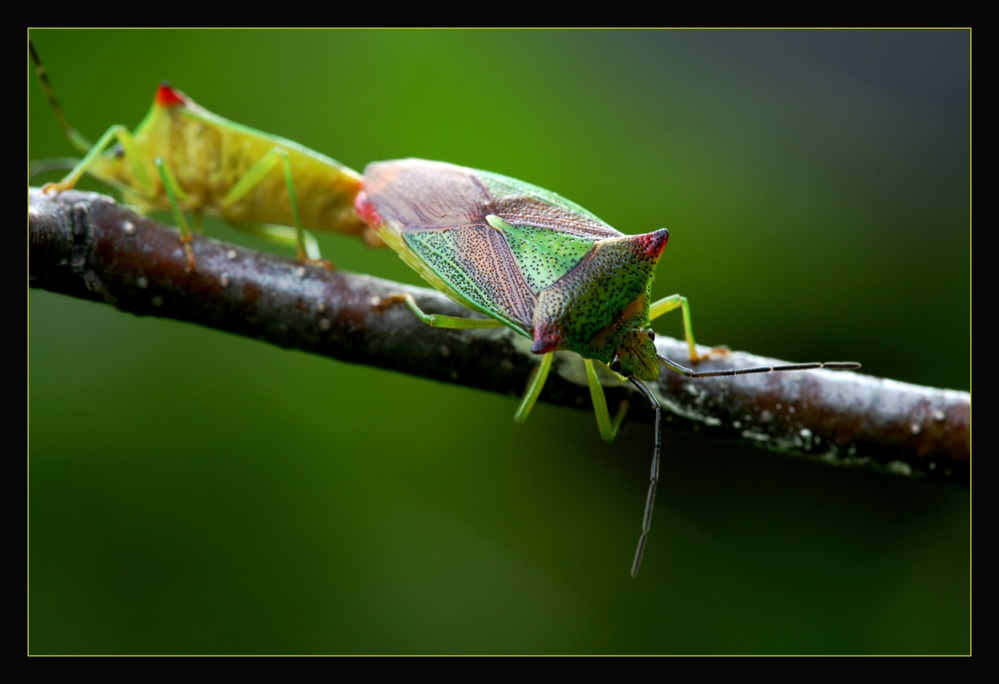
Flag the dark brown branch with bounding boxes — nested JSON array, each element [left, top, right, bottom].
[[29, 188, 970, 486]]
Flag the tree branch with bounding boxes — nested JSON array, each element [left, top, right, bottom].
[[29, 188, 970, 486]]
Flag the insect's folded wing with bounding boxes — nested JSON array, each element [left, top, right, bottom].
[[404, 226, 536, 335], [476, 170, 623, 240], [362, 159, 491, 230], [362, 159, 537, 335]]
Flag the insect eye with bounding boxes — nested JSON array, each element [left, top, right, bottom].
[[609, 359, 622, 373], [647, 330, 656, 342]]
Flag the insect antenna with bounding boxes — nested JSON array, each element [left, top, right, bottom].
[[29, 42, 93, 154], [657, 355, 861, 379], [29, 157, 81, 182], [628, 377, 661, 578], [629, 355, 860, 576]]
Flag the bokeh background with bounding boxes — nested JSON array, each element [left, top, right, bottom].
[[28, 29, 969, 654]]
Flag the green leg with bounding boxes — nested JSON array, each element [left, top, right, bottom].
[[514, 352, 553, 424], [383, 295, 630, 438], [648, 293, 729, 363], [584, 359, 629, 442], [236, 224, 323, 263], [515, 355, 627, 441], [383, 294, 565, 427], [221, 147, 318, 264], [44, 124, 152, 196], [382, 293, 506, 330], [154, 158, 197, 270], [41, 122, 199, 270]]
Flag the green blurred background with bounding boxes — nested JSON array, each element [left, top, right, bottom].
[[28, 29, 969, 654]]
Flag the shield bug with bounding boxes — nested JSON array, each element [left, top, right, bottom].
[[355, 159, 859, 576]]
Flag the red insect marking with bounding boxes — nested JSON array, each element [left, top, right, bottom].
[[531, 323, 564, 355], [155, 83, 187, 108], [354, 191, 384, 229], [634, 228, 670, 261]]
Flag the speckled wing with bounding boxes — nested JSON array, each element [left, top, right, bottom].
[[362, 159, 623, 338]]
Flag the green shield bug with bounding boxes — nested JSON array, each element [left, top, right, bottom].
[[355, 159, 859, 576]]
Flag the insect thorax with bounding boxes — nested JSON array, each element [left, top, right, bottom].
[[531, 229, 668, 380]]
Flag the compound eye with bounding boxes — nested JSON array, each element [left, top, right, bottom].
[[609, 358, 622, 373], [647, 330, 656, 342]]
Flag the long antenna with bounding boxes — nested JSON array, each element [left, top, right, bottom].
[[629, 357, 861, 577], [29, 42, 93, 154], [628, 378, 661, 578]]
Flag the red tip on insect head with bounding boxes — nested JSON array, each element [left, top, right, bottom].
[[354, 192, 384, 228], [632, 228, 670, 261], [155, 83, 187, 108]]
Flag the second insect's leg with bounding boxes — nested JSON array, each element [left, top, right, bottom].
[[44, 124, 153, 197], [155, 159, 197, 270], [221, 147, 320, 264]]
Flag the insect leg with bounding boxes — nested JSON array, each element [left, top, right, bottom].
[[378, 294, 559, 427], [155, 158, 196, 270], [236, 224, 324, 263], [648, 293, 729, 364], [220, 147, 318, 264], [583, 359, 629, 443], [378, 293, 507, 330], [43, 124, 153, 197], [649, 295, 860, 377], [513, 352, 553, 425]]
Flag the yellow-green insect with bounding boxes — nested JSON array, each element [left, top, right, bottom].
[[30, 43, 383, 269], [356, 159, 860, 576]]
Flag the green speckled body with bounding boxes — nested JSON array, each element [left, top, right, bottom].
[[356, 159, 669, 381]]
